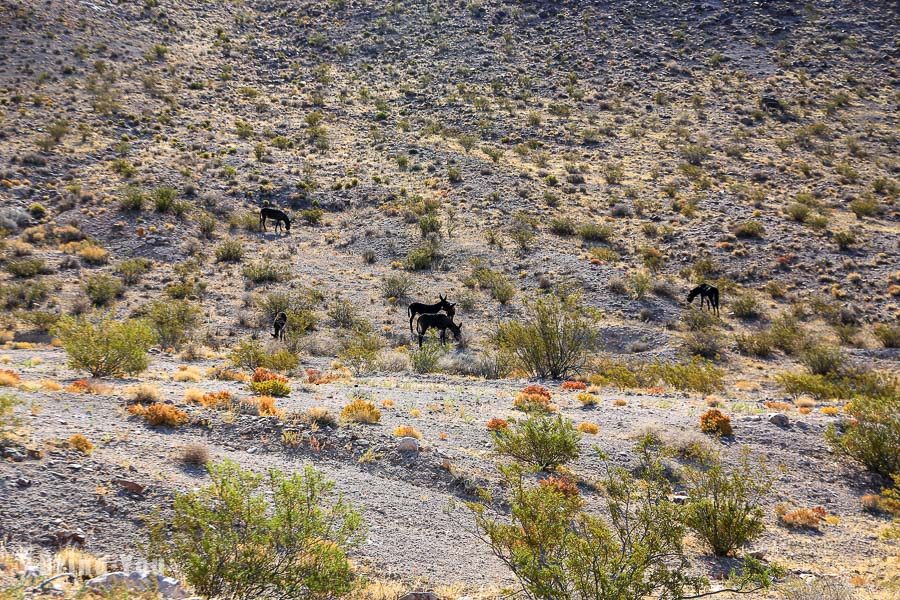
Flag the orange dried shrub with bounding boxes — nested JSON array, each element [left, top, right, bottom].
[[132, 402, 188, 427], [306, 368, 341, 385], [486, 417, 509, 431], [539, 475, 580, 497], [68, 434, 93, 455], [577, 422, 599, 434], [198, 391, 234, 410], [392, 425, 423, 439], [252, 367, 287, 383], [765, 401, 792, 411], [561, 380, 586, 391], [699, 409, 733, 436], [0, 369, 21, 387], [513, 384, 555, 413], [778, 505, 827, 530], [252, 395, 282, 418]]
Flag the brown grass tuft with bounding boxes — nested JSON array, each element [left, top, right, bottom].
[[68, 434, 93, 455], [393, 425, 422, 439], [340, 398, 381, 424]]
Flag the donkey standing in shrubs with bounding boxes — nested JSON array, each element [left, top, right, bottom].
[[259, 207, 292, 234], [687, 283, 720, 316], [408, 294, 455, 334], [415, 313, 462, 347]]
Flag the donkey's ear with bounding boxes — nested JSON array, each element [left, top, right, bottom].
[[449, 302, 456, 307], [439, 293, 446, 301]]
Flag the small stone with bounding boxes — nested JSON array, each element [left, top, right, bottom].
[[399, 593, 440, 600], [667, 493, 689, 504], [767, 413, 790, 428], [396, 437, 420, 453], [113, 478, 147, 495], [15, 477, 31, 488]]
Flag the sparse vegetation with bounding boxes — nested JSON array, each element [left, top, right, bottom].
[[54, 315, 155, 377], [492, 414, 580, 471]]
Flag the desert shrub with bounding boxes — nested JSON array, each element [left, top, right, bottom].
[[780, 577, 856, 600], [699, 409, 733, 436], [873, 323, 900, 348], [327, 299, 359, 329], [550, 216, 576, 236], [304, 406, 337, 428], [409, 341, 444, 374], [145, 299, 201, 348], [827, 394, 899, 478], [684, 329, 723, 359], [152, 187, 177, 212], [1, 280, 49, 309], [68, 434, 94, 455], [393, 425, 422, 439], [800, 344, 846, 376], [83, 274, 124, 306], [849, 196, 880, 219], [137, 402, 189, 427], [494, 294, 593, 379], [116, 258, 153, 285], [256, 290, 318, 344], [0, 394, 19, 433], [577, 421, 600, 434], [777, 505, 826, 530], [405, 243, 438, 270], [0, 369, 21, 387], [577, 222, 614, 243], [734, 331, 773, 358], [381, 273, 414, 299], [731, 294, 763, 319], [651, 358, 724, 394], [486, 417, 508, 431], [54, 315, 155, 377], [513, 384, 555, 413], [243, 261, 289, 284], [215, 238, 244, 262], [148, 461, 362, 600], [683, 451, 771, 556], [576, 392, 599, 406], [732, 220, 764, 239], [492, 414, 580, 471], [337, 326, 383, 375], [469, 437, 777, 599], [128, 383, 161, 404], [248, 368, 291, 397], [5, 258, 47, 278], [561, 380, 586, 391], [681, 307, 718, 331], [18, 310, 59, 332], [180, 443, 210, 466], [769, 314, 806, 355], [340, 397, 381, 424]]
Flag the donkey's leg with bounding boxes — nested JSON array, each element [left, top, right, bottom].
[[409, 312, 416, 334]]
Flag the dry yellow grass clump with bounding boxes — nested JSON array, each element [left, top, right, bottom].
[[0, 369, 21, 387], [129, 383, 161, 404], [577, 422, 600, 434], [392, 425, 422, 439], [180, 443, 210, 466], [40, 379, 62, 392], [576, 392, 599, 406], [250, 395, 282, 418], [68, 434, 93, 455], [173, 365, 204, 382], [341, 398, 381, 424], [55, 548, 106, 578]]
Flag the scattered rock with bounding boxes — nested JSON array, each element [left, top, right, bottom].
[[668, 493, 689, 504], [86, 572, 190, 599], [397, 437, 420, 453], [113, 478, 147, 495], [768, 413, 790, 428], [399, 593, 440, 600]]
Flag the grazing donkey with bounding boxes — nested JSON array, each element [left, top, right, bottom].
[[415, 313, 462, 347], [259, 207, 292, 234], [272, 311, 287, 341], [408, 294, 455, 334], [760, 95, 786, 114], [687, 284, 720, 315]]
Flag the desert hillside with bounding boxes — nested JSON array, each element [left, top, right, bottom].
[[0, 0, 898, 599]]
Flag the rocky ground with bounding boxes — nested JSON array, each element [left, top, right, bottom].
[[0, 0, 898, 598]]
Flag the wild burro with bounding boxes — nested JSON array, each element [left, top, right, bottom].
[[259, 207, 292, 234], [271, 311, 287, 341], [414, 313, 462, 347], [407, 294, 455, 334], [687, 283, 719, 315]]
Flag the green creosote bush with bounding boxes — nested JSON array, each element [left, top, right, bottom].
[[83, 274, 124, 306], [826, 393, 899, 479], [215, 238, 244, 262], [337, 324, 383, 375], [0, 393, 20, 434], [144, 299, 201, 349], [116, 258, 153, 285], [147, 461, 363, 600], [53, 315, 156, 377], [229, 338, 300, 373], [469, 435, 779, 600], [248, 379, 291, 397], [492, 414, 580, 471], [409, 340, 445, 374], [494, 294, 593, 379], [683, 450, 771, 556]]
